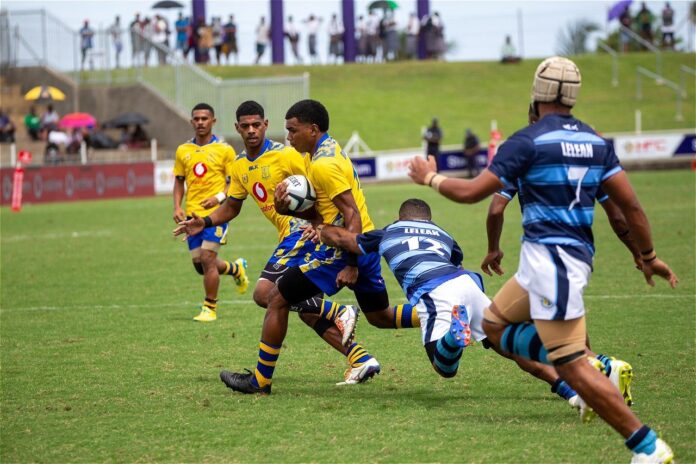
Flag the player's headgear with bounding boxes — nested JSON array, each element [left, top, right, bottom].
[[531, 56, 581, 108]]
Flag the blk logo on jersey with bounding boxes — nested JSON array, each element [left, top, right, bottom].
[[252, 182, 268, 202], [193, 162, 208, 178]]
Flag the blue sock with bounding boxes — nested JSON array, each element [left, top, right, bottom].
[[551, 379, 577, 400], [625, 426, 657, 455], [501, 322, 550, 364], [433, 331, 464, 376], [596, 353, 613, 375]]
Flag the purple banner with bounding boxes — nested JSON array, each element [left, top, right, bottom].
[[352, 158, 376, 179]]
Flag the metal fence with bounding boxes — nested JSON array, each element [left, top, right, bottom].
[[0, 8, 309, 134]]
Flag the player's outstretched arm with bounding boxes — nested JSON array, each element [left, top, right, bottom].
[[481, 193, 510, 276], [601, 171, 679, 288], [408, 156, 503, 204], [599, 197, 642, 269], [172, 197, 243, 238], [173, 177, 186, 223], [318, 225, 362, 254]]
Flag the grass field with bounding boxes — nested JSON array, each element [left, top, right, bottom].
[[96, 53, 696, 150], [1, 170, 694, 463]]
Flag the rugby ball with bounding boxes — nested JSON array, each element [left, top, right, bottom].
[[284, 175, 317, 212]]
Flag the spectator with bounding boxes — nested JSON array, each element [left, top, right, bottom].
[[41, 104, 60, 131], [44, 129, 68, 164], [423, 117, 442, 163], [328, 13, 344, 64], [431, 12, 446, 60], [285, 16, 302, 64], [131, 124, 149, 147], [405, 13, 420, 59], [79, 19, 95, 70], [109, 16, 123, 69], [356, 15, 368, 62], [66, 128, 84, 155], [129, 13, 144, 66], [175, 12, 189, 56], [254, 16, 270, 64], [211, 17, 224, 65], [196, 17, 212, 64], [365, 11, 379, 62], [89, 125, 118, 149], [463, 128, 481, 178], [24, 107, 41, 141], [0, 109, 16, 143], [153, 14, 169, 66], [636, 2, 654, 46], [619, 6, 633, 52], [223, 15, 238, 64], [661, 2, 675, 49], [501, 35, 520, 63], [383, 11, 399, 61], [303, 14, 322, 64], [142, 17, 154, 67]]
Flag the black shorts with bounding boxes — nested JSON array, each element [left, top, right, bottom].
[[259, 260, 289, 284]]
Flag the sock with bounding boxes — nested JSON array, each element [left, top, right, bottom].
[[250, 340, 281, 388], [625, 426, 657, 455], [500, 322, 549, 364], [595, 353, 613, 376], [290, 295, 322, 314], [222, 260, 241, 277], [319, 299, 347, 322], [433, 331, 464, 376], [346, 343, 373, 368], [393, 304, 419, 328], [551, 379, 577, 400], [203, 297, 217, 312]]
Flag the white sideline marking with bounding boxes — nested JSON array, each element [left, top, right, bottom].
[[0, 294, 691, 313], [1, 230, 114, 242]]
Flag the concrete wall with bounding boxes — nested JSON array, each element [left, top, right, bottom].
[[2, 66, 77, 116]]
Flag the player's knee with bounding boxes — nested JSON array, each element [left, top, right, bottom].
[[192, 261, 204, 275], [253, 287, 268, 308]]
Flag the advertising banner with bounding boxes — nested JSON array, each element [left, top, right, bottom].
[[611, 134, 686, 160], [155, 160, 175, 194], [375, 153, 418, 180], [351, 158, 377, 180], [1, 163, 154, 205]]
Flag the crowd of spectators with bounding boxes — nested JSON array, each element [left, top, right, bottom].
[[618, 1, 678, 51], [90, 8, 449, 68]]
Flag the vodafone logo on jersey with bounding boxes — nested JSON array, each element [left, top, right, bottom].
[[193, 162, 208, 178], [252, 182, 268, 202]]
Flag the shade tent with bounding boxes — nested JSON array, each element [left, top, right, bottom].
[[24, 85, 66, 101]]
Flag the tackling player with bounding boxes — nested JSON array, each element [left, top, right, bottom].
[[173, 103, 249, 322], [408, 57, 678, 462], [174, 101, 378, 385]]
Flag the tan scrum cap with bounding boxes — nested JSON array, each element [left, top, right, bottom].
[[531, 56, 581, 107]]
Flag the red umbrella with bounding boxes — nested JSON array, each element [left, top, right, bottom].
[[59, 112, 97, 129]]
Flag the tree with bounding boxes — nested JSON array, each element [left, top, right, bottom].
[[556, 19, 600, 55]]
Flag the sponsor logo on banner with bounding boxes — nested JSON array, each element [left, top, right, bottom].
[[613, 134, 683, 160], [154, 161, 175, 194], [351, 158, 376, 179], [376, 154, 415, 180]]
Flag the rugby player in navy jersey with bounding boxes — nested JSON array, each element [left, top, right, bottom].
[[409, 57, 677, 463]]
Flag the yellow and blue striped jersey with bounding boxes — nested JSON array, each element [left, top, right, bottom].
[[173, 135, 236, 216], [228, 139, 310, 242], [308, 134, 374, 232]]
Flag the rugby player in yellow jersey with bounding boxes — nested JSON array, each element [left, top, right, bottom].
[[210, 99, 417, 394], [173, 103, 249, 323], [174, 101, 378, 384]]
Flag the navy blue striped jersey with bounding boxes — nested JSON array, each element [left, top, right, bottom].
[[356, 219, 473, 305], [498, 185, 609, 207], [488, 114, 622, 264]]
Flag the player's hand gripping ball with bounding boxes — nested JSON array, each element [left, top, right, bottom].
[[283, 175, 317, 212]]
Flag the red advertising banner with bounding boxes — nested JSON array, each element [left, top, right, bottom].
[[1, 163, 155, 205]]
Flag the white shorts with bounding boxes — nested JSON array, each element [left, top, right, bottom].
[[415, 274, 489, 345], [515, 241, 591, 321]]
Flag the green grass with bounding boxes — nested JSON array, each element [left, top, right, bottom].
[[1, 170, 694, 462], [92, 53, 696, 149]]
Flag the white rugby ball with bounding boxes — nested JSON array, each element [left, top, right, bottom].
[[284, 175, 317, 212]]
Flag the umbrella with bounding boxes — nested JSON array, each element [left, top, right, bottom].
[[103, 112, 149, 128], [368, 0, 398, 11], [24, 85, 66, 101], [152, 0, 184, 9], [59, 112, 97, 129], [608, 0, 632, 21]]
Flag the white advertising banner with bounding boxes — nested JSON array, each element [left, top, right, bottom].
[[612, 134, 684, 160], [376, 153, 419, 180], [155, 160, 175, 194]]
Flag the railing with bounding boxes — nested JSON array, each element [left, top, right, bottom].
[[596, 41, 619, 87], [680, 65, 695, 99], [636, 66, 684, 121], [619, 25, 662, 76]]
